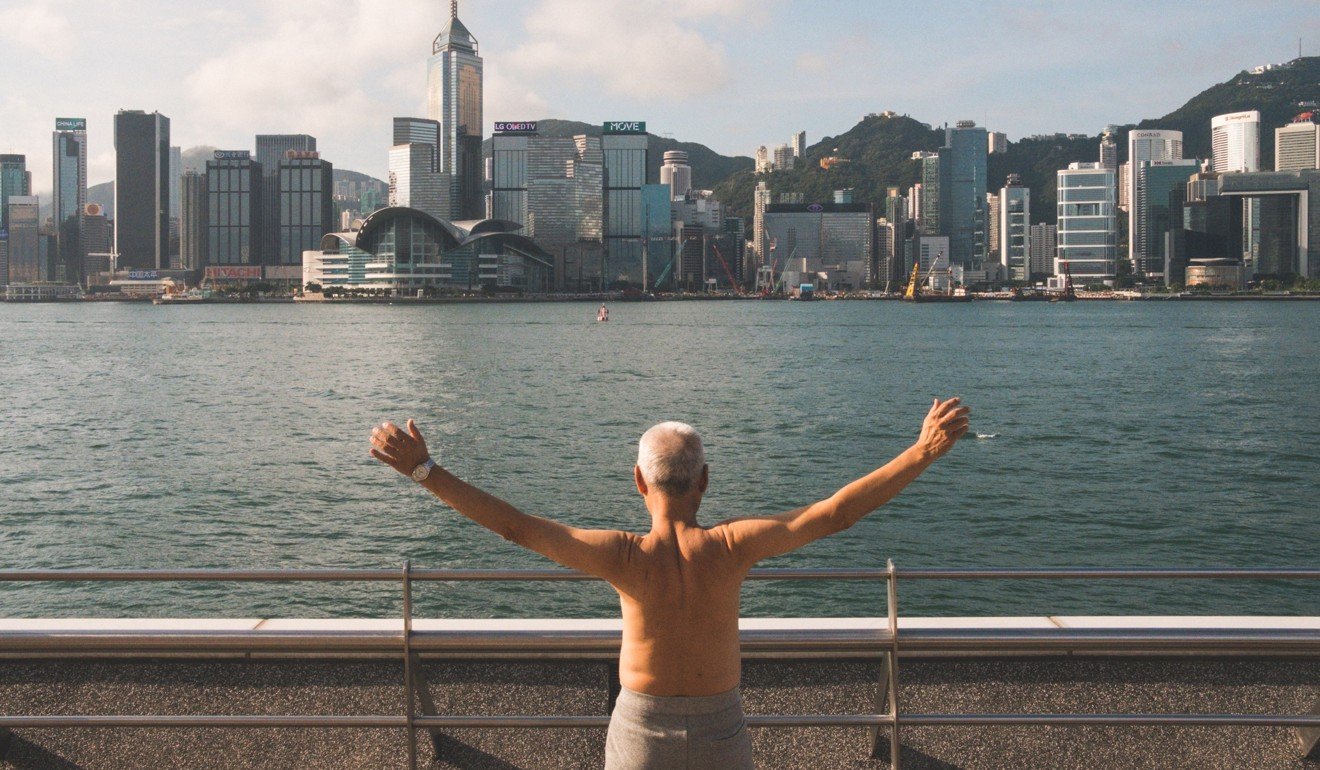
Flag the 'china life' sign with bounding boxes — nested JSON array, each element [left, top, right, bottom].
[[55, 118, 87, 131], [603, 121, 647, 135]]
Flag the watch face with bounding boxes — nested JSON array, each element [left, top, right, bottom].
[[412, 463, 430, 482]]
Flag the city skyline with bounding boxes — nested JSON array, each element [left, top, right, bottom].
[[2, 1, 1317, 197]]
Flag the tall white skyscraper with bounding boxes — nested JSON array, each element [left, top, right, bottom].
[[1211, 111, 1260, 173], [1211, 111, 1260, 270]]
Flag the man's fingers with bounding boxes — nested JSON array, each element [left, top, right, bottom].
[[370, 447, 400, 466], [935, 397, 961, 418], [407, 419, 422, 441]]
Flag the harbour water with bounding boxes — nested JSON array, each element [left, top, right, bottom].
[[1, 300, 1315, 619]]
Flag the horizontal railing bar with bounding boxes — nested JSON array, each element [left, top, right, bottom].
[[1, 629, 1316, 655], [895, 568, 1320, 580], [1, 567, 1318, 583], [1, 713, 1317, 729]]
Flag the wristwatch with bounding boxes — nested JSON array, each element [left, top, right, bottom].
[[411, 459, 437, 482]]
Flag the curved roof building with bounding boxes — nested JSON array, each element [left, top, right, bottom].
[[304, 207, 552, 293]]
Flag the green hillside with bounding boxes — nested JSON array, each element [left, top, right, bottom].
[[1134, 56, 1320, 168], [713, 56, 1320, 225], [481, 118, 753, 190]]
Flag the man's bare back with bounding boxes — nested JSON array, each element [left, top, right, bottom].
[[370, 400, 970, 700]]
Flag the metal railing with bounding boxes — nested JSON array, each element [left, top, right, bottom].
[[1, 563, 1319, 769]]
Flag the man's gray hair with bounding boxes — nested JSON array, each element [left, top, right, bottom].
[[637, 422, 706, 496]]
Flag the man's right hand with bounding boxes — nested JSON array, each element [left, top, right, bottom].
[[917, 397, 971, 459]]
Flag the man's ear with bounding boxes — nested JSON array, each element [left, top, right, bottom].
[[698, 464, 709, 493], [634, 465, 648, 496]]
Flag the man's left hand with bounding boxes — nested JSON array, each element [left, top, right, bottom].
[[370, 420, 431, 476]]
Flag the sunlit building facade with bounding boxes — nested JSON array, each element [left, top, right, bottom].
[[303, 208, 552, 293], [1057, 162, 1117, 284], [427, 4, 483, 219]]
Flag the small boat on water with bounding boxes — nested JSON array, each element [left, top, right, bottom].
[[596, 304, 609, 322]]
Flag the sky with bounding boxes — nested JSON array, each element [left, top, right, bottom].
[[3, 0, 1318, 197]]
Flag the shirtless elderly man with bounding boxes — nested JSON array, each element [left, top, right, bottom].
[[370, 397, 970, 769]]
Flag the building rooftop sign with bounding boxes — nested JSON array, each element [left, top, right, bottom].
[[494, 122, 538, 134], [603, 121, 647, 135], [214, 150, 251, 161], [55, 118, 86, 131]]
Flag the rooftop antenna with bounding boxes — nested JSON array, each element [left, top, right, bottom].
[[452, 0, 458, 19]]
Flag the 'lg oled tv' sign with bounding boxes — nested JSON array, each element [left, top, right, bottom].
[[494, 122, 538, 134]]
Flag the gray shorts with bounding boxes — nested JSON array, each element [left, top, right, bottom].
[[604, 685, 753, 769]]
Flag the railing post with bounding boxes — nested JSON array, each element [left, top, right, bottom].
[[887, 559, 901, 769], [403, 560, 417, 770], [1298, 692, 1320, 759]]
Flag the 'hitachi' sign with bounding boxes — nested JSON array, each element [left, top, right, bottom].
[[603, 121, 647, 135]]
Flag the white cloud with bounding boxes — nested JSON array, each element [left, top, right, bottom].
[[0, 2, 75, 60], [503, 0, 735, 100]]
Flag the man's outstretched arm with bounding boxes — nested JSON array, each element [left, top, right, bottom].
[[718, 398, 970, 567], [370, 421, 633, 581]]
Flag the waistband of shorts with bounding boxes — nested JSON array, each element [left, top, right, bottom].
[[615, 685, 743, 716]]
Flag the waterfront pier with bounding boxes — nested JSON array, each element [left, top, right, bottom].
[[1, 566, 1317, 768]]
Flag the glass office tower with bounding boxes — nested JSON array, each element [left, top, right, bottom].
[[114, 110, 171, 270], [602, 122, 649, 287], [937, 121, 987, 265], [1057, 162, 1118, 284], [206, 152, 262, 265], [427, 3, 483, 220], [53, 119, 88, 284]]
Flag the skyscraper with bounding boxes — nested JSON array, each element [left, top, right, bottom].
[[998, 175, 1030, 281], [1211, 112, 1260, 174], [52, 120, 88, 284], [660, 150, 692, 198], [427, 1, 483, 219], [389, 144, 450, 220], [256, 135, 317, 265], [913, 151, 939, 233], [1134, 159, 1198, 281], [1275, 117, 1320, 171], [1211, 111, 1261, 271], [278, 152, 334, 265], [393, 118, 441, 154], [1057, 162, 1117, 285], [1099, 125, 1119, 172], [0, 154, 31, 231], [180, 171, 208, 271], [1126, 129, 1183, 276], [938, 120, 988, 266], [206, 150, 262, 266], [602, 121, 649, 286], [1029, 222, 1057, 279], [791, 131, 806, 158], [5, 196, 41, 284], [114, 110, 170, 270]]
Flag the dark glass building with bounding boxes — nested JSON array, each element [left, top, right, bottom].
[[53, 119, 88, 284], [278, 153, 334, 265], [180, 171, 208, 271], [256, 134, 316, 265], [206, 151, 262, 265], [602, 122, 650, 287], [938, 121, 988, 266], [114, 110, 170, 270], [0, 154, 31, 232]]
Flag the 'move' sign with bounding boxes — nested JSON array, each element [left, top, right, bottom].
[[603, 121, 647, 135]]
